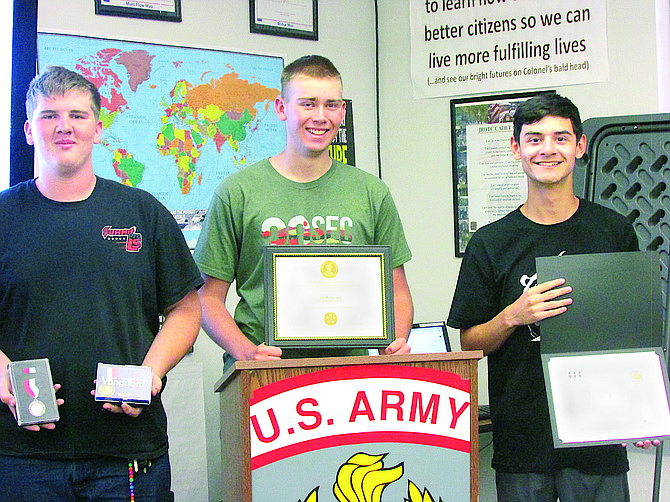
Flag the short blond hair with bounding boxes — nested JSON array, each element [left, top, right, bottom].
[[26, 65, 101, 120]]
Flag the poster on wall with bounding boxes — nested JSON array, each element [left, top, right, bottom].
[[328, 99, 356, 166], [37, 33, 284, 248], [451, 91, 552, 256], [410, 0, 608, 98]]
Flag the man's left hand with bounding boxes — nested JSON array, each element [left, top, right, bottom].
[[97, 371, 162, 418], [632, 439, 662, 449]]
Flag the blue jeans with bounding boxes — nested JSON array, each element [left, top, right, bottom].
[[496, 469, 630, 502], [0, 453, 173, 501]]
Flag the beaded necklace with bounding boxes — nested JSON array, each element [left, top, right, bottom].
[[128, 459, 152, 500], [128, 461, 135, 502]]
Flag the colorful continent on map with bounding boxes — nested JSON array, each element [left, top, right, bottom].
[[74, 47, 279, 195], [76, 48, 155, 187], [157, 72, 279, 194]]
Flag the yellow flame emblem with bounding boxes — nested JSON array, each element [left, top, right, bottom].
[[297, 452, 444, 502], [404, 481, 441, 502], [299, 487, 319, 502], [333, 453, 403, 502]]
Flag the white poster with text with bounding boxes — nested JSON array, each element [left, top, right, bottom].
[[410, 0, 609, 98], [466, 122, 527, 230]]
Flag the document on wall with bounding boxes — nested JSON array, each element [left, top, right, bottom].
[[543, 349, 670, 447], [466, 122, 527, 231], [99, 0, 179, 14], [253, 0, 315, 33]]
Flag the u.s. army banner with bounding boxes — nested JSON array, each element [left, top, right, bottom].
[[250, 365, 472, 501]]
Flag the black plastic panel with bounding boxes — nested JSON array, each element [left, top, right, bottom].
[[577, 113, 670, 316]]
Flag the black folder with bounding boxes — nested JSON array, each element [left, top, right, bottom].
[[536, 251, 663, 354], [536, 251, 670, 448]]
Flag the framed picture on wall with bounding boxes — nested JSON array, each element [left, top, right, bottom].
[[250, 0, 318, 41], [94, 0, 182, 23], [450, 90, 554, 257]]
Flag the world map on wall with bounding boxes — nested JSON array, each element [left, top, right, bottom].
[[38, 33, 285, 246]]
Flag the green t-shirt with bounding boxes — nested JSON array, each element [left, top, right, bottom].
[[194, 158, 412, 357]]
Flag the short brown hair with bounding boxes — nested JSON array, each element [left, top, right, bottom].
[[281, 55, 342, 96]]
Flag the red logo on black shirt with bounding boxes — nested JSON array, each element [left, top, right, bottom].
[[102, 226, 143, 252]]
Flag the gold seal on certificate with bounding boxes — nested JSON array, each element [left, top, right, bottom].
[[29, 399, 46, 417], [320, 261, 338, 278], [264, 246, 395, 348]]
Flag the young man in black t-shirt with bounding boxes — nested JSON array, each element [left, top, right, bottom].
[[0, 65, 202, 501], [448, 93, 652, 502]]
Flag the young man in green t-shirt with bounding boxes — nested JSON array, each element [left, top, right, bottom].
[[194, 55, 413, 364]]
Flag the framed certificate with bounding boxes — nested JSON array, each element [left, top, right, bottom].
[[94, 0, 182, 22], [542, 349, 670, 447], [250, 0, 318, 41], [264, 246, 394, 348]]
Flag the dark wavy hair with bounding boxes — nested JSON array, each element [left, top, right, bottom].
[[513, 93, 583, 143]]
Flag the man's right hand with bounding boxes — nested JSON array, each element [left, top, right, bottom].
[[251, 343, 282, 361], [503, 277, 573, 327], [0, 370, 63, 431], [461, 278, 573, 355]]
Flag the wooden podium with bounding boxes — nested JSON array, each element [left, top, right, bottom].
[[215, 351, 483, 502]]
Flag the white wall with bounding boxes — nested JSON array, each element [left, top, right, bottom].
[[657, 0, 670, 111], [36, 1, 670, 501]]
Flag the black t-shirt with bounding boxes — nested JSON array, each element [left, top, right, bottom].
[[448, 199, 638, 474], [0, 177, 203, 460]]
